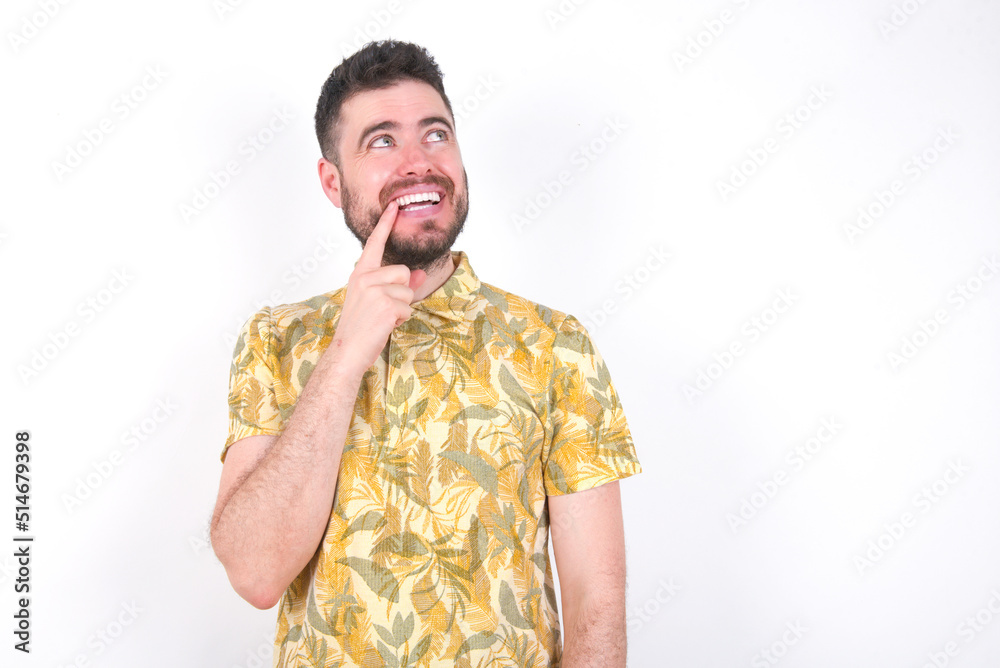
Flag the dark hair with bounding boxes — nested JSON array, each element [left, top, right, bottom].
[[314, 40, 454, 168]]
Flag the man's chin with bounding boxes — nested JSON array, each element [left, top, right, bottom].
[[383, 218, 464, 271], [383, 243, 453, 272]]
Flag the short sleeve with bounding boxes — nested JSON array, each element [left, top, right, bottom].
[[543, 315, 642, 495], [221, 306, 283, 462]]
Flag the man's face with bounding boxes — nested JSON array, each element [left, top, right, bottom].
[[321, 79, 469, 271]]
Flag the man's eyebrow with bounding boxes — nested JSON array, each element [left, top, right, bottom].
[[419, 116, 454, 133], [357, 120, 399, 151], [356, 116, 455, 151]]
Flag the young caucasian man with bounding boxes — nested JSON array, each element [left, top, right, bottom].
[[211, 40, 642, 667]]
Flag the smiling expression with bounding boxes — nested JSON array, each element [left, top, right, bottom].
[[319, 79, 469, 271]]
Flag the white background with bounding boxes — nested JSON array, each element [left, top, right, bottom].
[[2, 0, 999, 666]]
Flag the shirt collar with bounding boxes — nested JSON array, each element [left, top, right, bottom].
[[410, 250, 480, 323]]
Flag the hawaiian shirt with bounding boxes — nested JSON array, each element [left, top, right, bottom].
[[222, 250, 642, 667]]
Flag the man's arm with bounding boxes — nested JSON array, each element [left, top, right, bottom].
[[211, 200, 425, 609], [549, 480, 627, 668], [210, 350, 367, 609]]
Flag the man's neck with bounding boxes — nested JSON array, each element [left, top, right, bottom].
[[412, 252, 457, 302]]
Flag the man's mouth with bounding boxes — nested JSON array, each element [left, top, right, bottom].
[[395, 191, 442, 212]]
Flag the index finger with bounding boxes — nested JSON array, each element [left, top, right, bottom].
[[356, 199, 399, 272]]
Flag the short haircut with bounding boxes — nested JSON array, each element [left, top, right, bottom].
[[314, 40, 454, 168]]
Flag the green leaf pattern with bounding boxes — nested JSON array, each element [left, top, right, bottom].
[[222, 251, 641, 666]]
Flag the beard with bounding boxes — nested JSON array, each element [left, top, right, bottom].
[[340, 169, 469, 272]]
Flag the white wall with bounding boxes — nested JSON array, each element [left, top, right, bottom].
[[2, 0, 998, 666]]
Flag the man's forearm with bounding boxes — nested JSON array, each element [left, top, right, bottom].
[[561, 594, 627, 668], [211, 345, 367, 608]]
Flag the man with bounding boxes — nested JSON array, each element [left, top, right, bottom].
[[211, 40, 642, 667]]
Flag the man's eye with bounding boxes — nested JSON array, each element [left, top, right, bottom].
[[370, 135, 393, 148], [426, 129, 447, 142]]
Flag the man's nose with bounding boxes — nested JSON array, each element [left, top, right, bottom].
[[397, 142, 433, 175]]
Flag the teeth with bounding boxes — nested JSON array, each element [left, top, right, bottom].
[[396, 191, 441, 207]]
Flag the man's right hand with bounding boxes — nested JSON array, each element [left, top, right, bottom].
[[329, 200, 427, 377], [213, 202, 427, 608]]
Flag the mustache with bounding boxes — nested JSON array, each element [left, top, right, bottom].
[[379, 175, 454, 209]]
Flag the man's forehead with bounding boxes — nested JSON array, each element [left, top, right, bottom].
[[341, 80, 451, 133]]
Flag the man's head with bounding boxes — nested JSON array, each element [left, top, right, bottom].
[[315, 40, 469, 272]]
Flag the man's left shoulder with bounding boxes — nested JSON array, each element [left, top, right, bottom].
[[478, 280, 601, 354], [476, 280, 580, 336]]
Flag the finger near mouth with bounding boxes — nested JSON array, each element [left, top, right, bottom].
[[396, 197, 445, 217]]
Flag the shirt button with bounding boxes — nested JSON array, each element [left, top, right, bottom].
[[394, 353, 404, 365]]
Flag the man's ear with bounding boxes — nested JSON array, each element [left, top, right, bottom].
[[317, 157, 343, 209]]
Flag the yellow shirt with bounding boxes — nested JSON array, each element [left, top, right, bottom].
[[223, 250, 642, 667]]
